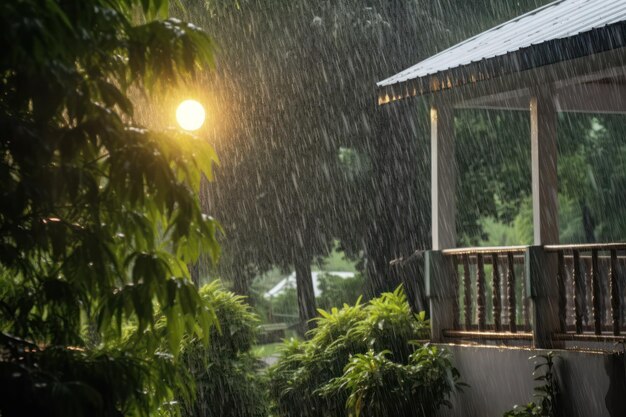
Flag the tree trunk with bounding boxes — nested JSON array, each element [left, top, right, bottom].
[[364, 253, 391, 299], [581, 201, 596, 243], [232, 263, 251, 299], [363, 101, 414, 299], [294, 253, 317, 336]]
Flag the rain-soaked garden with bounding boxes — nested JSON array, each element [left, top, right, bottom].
[[2, 0, 626, 416]]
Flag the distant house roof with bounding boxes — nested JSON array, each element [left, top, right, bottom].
[[377, 0, 626, 103], [264, 271, 355, 298]]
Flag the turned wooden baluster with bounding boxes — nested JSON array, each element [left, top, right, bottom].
[[591, 249, 601, 335], [507, 253, 516, 333], [557, 251, 567, 333], [477, 254, 486, 331], [610, 250, 620, 336], [584, 258, 592, 326], [463, 255, 472, 329], [522, 267, 530, 330], [573, 250, 583, 334], [565, 257, 574, 327], [452, 258, 460, 329], [492, 254, 501, 332]]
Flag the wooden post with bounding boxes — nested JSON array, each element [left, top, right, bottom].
[[426, 250, 456, 342], [526, 246, 562, 348], [529, 88, 560, 348], [530, 88, 559, 245], [431, 101, 456, 250]]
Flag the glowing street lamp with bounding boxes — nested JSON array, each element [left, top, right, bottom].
[[176, 99, 205, 131]]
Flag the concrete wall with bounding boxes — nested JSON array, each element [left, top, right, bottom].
[[435, 344, 626, 417]]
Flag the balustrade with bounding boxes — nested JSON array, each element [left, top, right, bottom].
[[545, 243, 626, 339], [436, 246, 532, 342], [426, 243, 626, 347]]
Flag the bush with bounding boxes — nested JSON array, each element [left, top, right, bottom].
[[324, 347, 460, 417], [317, 273, 365, 310], [268, 287, 460, 417], [178, 283, 268, 417]]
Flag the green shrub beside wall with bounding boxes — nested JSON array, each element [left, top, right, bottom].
[[268, 287, 461, 417]]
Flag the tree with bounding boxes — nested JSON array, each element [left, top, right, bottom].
[[554, 113, 626, 243], [344, 0, 552, 297], [454, 109, 532, 244], [0, 1, 220, 416], [171, 0, 340, 332], [185, 0, 433, 325], [451, 101, 626, 248], [170, 0, 552, 326]]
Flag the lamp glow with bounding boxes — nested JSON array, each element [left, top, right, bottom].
[[176, 99, 206, 131]]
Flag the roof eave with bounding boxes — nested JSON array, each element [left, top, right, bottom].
[[377, 21, 626, 106]]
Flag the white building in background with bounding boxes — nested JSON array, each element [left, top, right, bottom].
[[264, 271, 355, 299]]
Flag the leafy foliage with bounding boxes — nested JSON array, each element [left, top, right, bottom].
[[454, 110, 531, 244], [171, 0, 553, 309], [557, 114, 626, 242], [268, 287, 458, 417], [1, 336, 195, 417], [470, 112, 626, 246], [0, 0, 220, 416], [324, 346, 460, 417], [504, 352, 558, 417], [178, 282, 268, 417]]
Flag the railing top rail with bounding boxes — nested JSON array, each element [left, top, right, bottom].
[[442, 245, 527, 256], [440, 243, 626, 256], [544, 242, 626, 252], [443, 329, 533, 341]]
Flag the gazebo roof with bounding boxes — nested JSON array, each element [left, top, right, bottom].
[[378, 0, 626, 104]]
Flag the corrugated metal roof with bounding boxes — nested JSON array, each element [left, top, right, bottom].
[[378, 0, 626, 96]]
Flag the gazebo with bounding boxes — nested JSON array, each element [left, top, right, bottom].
[[378, 1, 626, 415]]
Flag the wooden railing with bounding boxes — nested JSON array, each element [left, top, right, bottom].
[[545, 243, 626, 340], [426, 243, 626, 347], [440, 246, 532, 341]]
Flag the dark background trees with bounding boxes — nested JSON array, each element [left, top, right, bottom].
[[170, 0, 554, 328]]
